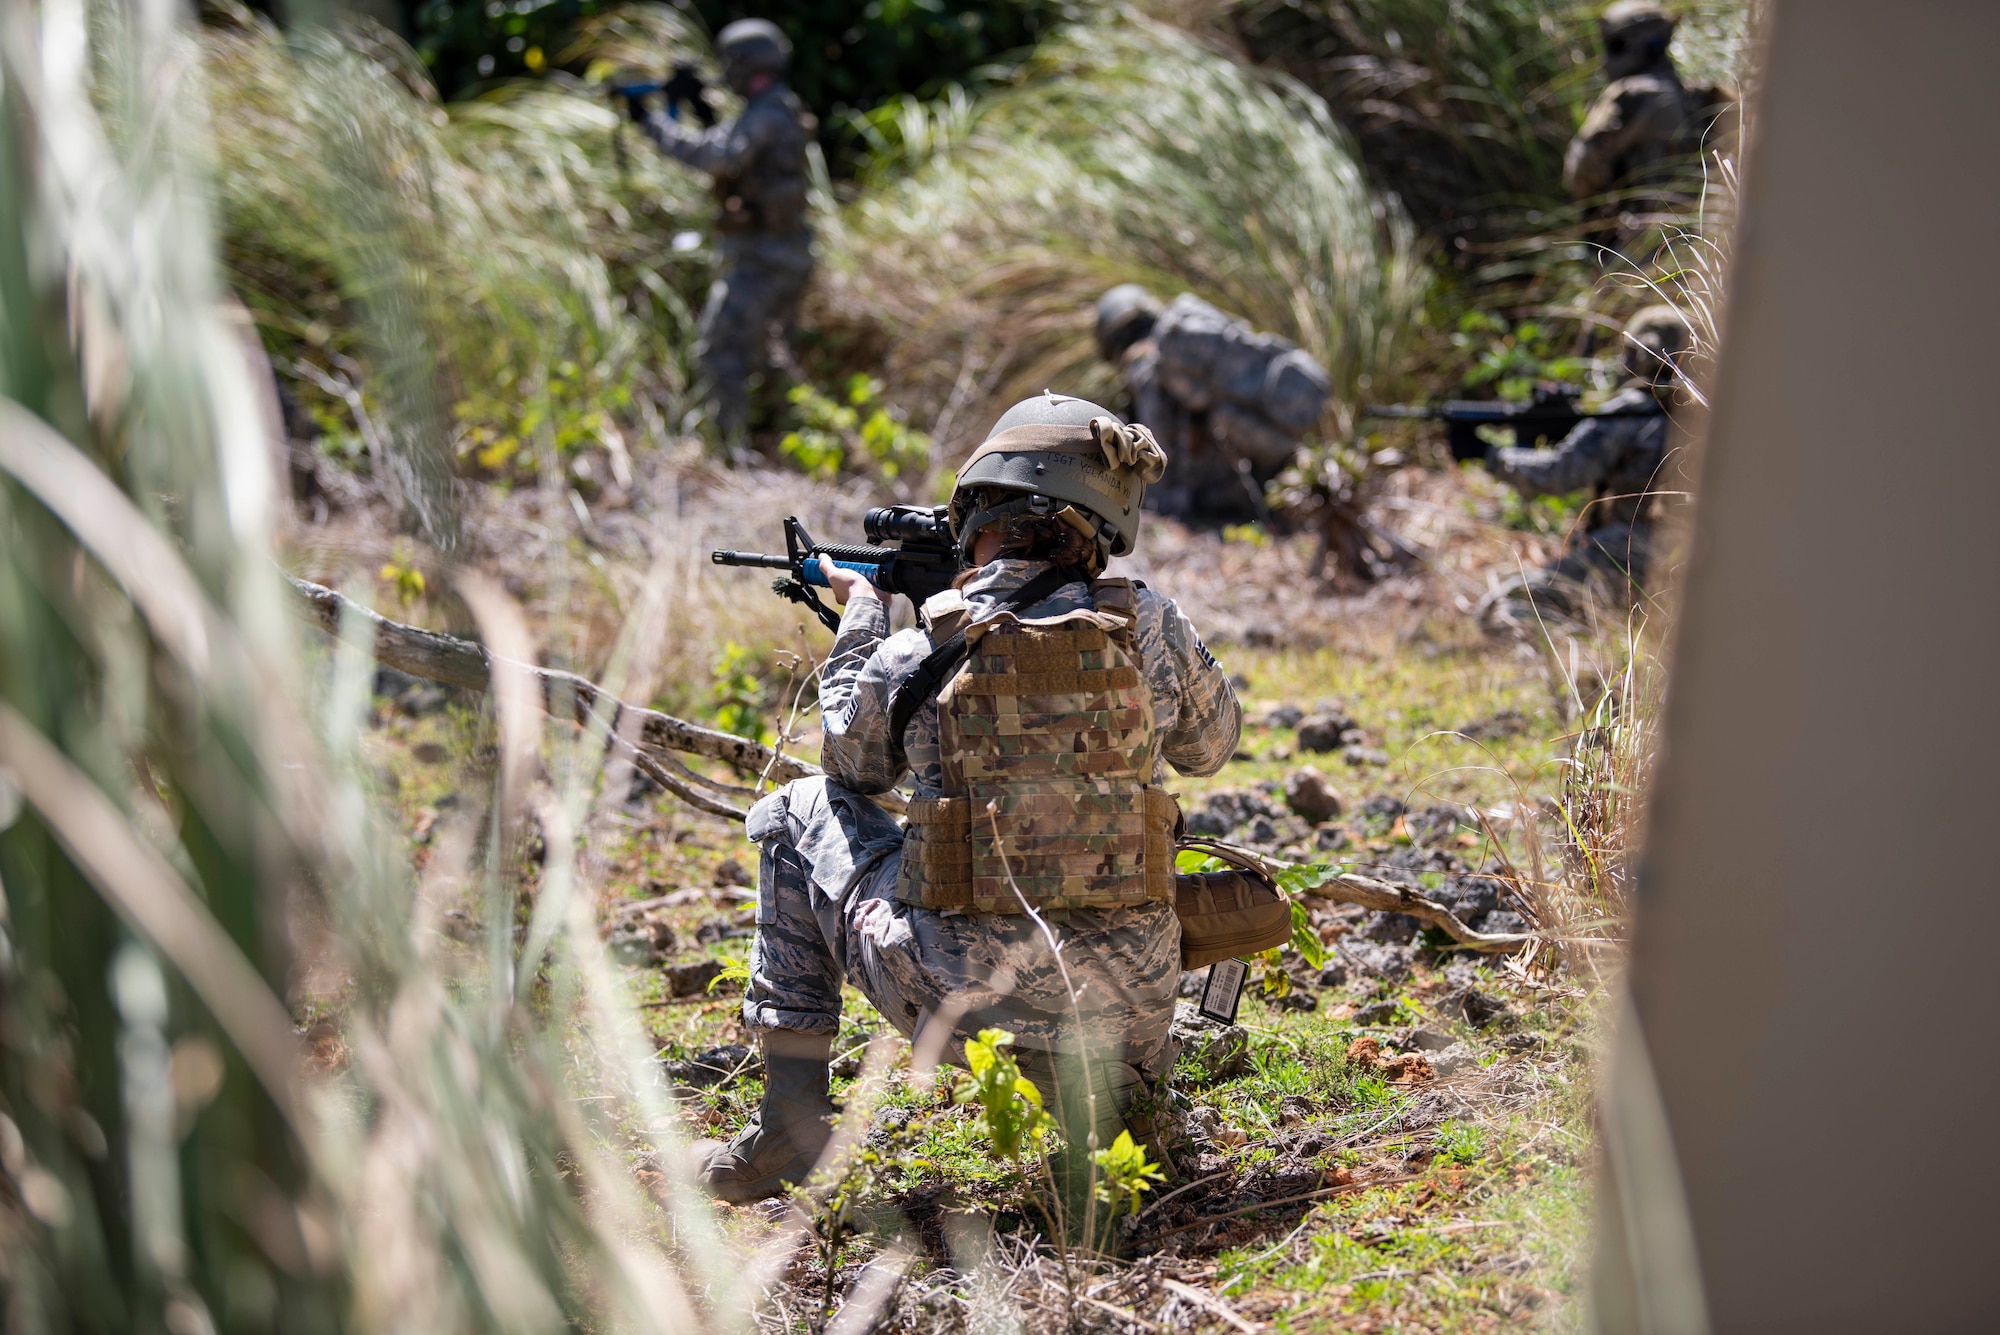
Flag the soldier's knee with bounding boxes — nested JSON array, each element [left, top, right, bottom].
[[746, 775, 830, 847]]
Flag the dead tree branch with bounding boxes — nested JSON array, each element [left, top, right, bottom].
[[1298, 871, 1535, 953], [285, 575, 906, 819]]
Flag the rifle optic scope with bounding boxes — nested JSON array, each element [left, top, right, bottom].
[[863, 505, 953, 547]]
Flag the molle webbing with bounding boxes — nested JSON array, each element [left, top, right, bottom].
[[900, 789, 1180, 911], [897, 582, 1169, 913]]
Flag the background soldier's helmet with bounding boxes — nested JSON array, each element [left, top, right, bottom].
[[1623, 304, 1694, 388], [951, 393, 1150, 563], [1095, 284, 1164, 362], [717, 19, 792, 95], [1600, 2, 1677, 80]]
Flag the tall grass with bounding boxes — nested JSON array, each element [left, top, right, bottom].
[[0, 2, 784, 1329], [204, 4, 713, 540], [1223, 0, 1755, 248], [826, 12, 1428, 449]]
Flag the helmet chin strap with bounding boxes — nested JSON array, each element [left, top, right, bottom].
[[955, 494, 1114, 569]]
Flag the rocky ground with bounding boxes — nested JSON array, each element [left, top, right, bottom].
[[294, 442, 1617, 1333]]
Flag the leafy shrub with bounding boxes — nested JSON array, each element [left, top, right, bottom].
[[954, 1027, 1055, 1161], [781, 375, 932, 482], [205, 9, 709, 537]]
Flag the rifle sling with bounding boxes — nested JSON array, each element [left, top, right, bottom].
[[888, 566, 1080, 752]]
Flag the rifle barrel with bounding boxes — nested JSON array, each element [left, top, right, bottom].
[[711, 550, 790, 570]]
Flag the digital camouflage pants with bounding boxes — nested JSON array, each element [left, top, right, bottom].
[[695, 233, 813, 440], [743, 776, 1183, 1084]]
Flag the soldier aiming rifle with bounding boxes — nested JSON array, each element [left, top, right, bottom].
[[1444, 306, 1694, 627], [698, 393, 1243, 1209], [620, 19, 814, 445]]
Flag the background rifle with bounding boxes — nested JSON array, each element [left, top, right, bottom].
[[613, 62, 716, 128], [712, 506, 959, 633], [1364, 383, 1662, 462]]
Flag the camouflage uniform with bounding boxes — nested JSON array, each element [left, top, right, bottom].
[[638, 84, 813, 438], [742, 558, 1241, 1083], [1489, 381, 1670, 591], [1563, 3, 1730, 204], [1563, 72, 1705, 200], [1102, 291, 1330, 521]]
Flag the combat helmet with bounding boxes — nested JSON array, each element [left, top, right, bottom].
[[1622, 304, 1694, 389], [1095, 284, 1164, 362], [950, 393, 1156, 566], [717, 18, 792, 94], [1600, 2, 1676, 80]]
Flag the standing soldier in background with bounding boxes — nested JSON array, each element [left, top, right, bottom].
[[1095, 285, 1330, 521], [693, 393, 1241, 1205], [1480, 305, 1692, 626], [1563, 3, 1733, 206], [626, 19, 814, 444]]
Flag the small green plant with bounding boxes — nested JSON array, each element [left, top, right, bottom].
[[709, 641, 771, 742], [1453, 311, 1593, 402], [705, 961, 751, 993], [453, 354, 633, 477], [953, 1027, 1054, 1162], [1498, 485, 1589, 535], [780, 375, 931, 482], [1433, 1120, 1487, 1165], [1092, 1129, 1165, 1220], [379, 542, 427, 607]]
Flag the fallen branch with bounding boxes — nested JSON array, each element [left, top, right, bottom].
[[285, 575, 908, 818], [1160, 1279, 1260, 1334], [1299, 872, 1536, 953]]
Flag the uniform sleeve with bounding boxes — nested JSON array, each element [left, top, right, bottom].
[[638, 101, 777, 178], [816, 595, 910, 795], [1148, 597, 1242, 778], [1491, 414, 1627, 499], [1564, 86, 1644, 197]]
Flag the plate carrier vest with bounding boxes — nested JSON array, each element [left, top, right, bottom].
[[897, 578, 1180, 913]]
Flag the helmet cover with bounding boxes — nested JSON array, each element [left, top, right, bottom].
[[1600, 2, 1676, 78], [1095, 284, 1164, 362], [952, 393, 1151, 560], [717, 18, 791, 92], [1623, 304, 1694, 388]]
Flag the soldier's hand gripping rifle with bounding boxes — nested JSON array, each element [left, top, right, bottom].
[[711, 506, 960, 634], [1363, 383, 1662, 462], [612, 61, 716, 128]]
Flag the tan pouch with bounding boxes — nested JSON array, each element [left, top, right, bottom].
[[1173, 839, 1294, 970]]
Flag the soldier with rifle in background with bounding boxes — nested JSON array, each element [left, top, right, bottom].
[[1564, 2, 1734, 256], [1478, 305, 1692, 626], [623, 19, 814, 445]]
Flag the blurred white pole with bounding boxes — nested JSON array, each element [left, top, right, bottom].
[[1597, 4, 2000, 1331]]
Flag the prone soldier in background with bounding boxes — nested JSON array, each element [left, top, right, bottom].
[[626, 20, 814, 444], [1479, 305, 1692, 627], [693, 393, 1242, 1204], [1095, 285, 1330, 522]]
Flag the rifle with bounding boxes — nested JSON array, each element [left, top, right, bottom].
[[613, 62, 716, 128], [711, 506, 960, 634], [1363, 384, 1663, 462]]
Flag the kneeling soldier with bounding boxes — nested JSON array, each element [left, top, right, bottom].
[[693, 392, 1243, 1201]]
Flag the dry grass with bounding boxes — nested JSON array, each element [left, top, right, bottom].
[[822, 11, 1427, 456]]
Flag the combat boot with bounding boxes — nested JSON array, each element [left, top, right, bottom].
[[691, 1030, 834, 1203]]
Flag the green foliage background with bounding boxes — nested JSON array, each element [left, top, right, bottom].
[[400, 0, 1090, 171]]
